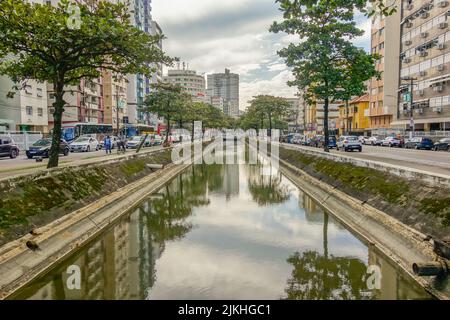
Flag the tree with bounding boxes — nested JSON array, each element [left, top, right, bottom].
[[270, 0, 380, 152], [248, 95, 291, 137], [0, 0, 172, 168], [143, 82, 185, 145]]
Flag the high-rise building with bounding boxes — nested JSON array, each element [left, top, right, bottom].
[[285, 97, 303, 132], [163, 66, 207, 103], [207, 69, 240, 118], [368, 1, 401, 135], [126, 0, 154, 124], [394, 0, 450, 132], [102, 72, 128, 131]]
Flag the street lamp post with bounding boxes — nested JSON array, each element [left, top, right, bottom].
[[401, 77, 417, 138]]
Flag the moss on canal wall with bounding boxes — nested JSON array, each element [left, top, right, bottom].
[[280, 147, 450, 239], [0, 150, 173, 246]]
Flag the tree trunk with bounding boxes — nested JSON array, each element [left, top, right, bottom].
[[268, 113, 273, 138], [345, 99, 350, 135], [324, 97, 330, 153], [165, 117, 171, 145], [191, 121, 195, 142], [48, 79, 65, 169]]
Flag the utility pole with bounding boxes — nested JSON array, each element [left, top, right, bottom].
[[401, 77, 417, 139]]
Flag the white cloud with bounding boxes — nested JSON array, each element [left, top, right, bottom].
[[152, 1, 371, 110]]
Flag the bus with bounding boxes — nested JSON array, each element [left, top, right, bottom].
[[124, 124, 156, 138], [59, 123, 114, 143]]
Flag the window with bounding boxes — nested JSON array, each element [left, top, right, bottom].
[[37, 108, 43, 117], [37, 88, 43, 97], [26, 106, 33, 116]]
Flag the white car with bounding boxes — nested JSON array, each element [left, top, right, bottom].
[[144, 134, 163, 147], [70, 136, 99, 152], [336, 136, 362, 152], [126, 136, 145, 149]]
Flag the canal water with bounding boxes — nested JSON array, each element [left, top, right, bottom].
[[11, 161, 432, 300]]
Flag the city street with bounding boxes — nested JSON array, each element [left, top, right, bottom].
[[0, 146, 162, 180], [283, 143, 450, 176]]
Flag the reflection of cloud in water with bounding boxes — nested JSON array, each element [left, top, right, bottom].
[[149, 242, 290, 300]]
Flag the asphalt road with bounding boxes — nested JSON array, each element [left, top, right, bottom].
[[283, 143, 450, 176], [0, 146, 162, 180]]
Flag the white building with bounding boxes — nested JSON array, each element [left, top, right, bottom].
[[0, 77, 49, 133], [163, 67, 207, 103]]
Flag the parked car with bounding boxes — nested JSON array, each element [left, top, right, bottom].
[[336, 136, 362, 152], [381, 136, 402, 148], [70, 136, 99, 152], [317, 136, 337, 149], [291, 134, 303, 145], [144, 134, 163, 147], [126, 136, 145, 149], [434, 138, 450, 151], [0, 137, 20, 159], [358, 136, 366, 144], [26, 138, 69, 159], [99, 136, 119, 150], [404, 137, 434, 150], [364, 136, 382, 146]]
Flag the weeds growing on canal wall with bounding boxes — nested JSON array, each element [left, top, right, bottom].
[[280, 147, 450, 239], [0, 150, 173, 246]]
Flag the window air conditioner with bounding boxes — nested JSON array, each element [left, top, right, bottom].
[[407, 4, 414, 10], [438, 43, 446, 50], [420, 12, 429, 19], [437, 65, 445, 72], [420, 32, 428, 38], [419, 71, 427, 76], [438, 1, 449, 8], [419, 51, 428, 57], [405, 40, 412, 46], [439, 22, 448, 29], [434, 106, 443, 113], [434, 85, 444, 92], [419, 89, 425, 96], [403, 57, 411, 63], [405, 22, 413, 28]]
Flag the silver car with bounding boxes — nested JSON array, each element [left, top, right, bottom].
[[337, 136, 362, 152]]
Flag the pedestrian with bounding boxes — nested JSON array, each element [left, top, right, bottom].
[[105, 135, 112, 154]]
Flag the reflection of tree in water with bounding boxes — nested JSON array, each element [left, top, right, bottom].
[[247, 165, 290, 206], [284, 212, 373, 300], [145, 167, 211, 243]]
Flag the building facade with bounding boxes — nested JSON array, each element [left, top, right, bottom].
[[395, 0, 450, 132], [338, 94, 371, 136], [369, 1, 401, 135], [285, 97, 304, 132], [207, 69, 240, 118], [163, 67, 207, 103], [0, 77, 49, 133], [102, 72, 128, 132]]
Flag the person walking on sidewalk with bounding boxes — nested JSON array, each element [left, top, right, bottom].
[[104, 135, 112, 154]]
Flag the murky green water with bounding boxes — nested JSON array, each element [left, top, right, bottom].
[[11, 161, 432, 300]]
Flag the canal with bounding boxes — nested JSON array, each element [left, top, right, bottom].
[[10, 160, 432, 300]]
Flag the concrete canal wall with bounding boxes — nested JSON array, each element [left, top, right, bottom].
[[279, 146, 450, 300], [0, 147, 192, 299]]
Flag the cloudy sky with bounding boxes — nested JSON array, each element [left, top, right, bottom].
[[152, 0, 371, 110]]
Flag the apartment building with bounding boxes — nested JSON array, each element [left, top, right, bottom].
[[102, 72, 128, 131], [304, 100, 341, 136], [207, 69, 240, 118], [284, 97, 304, 132], [163, 67, 207, 103], [0, 77, 49, 133], [368, 1, 402, 135], [394, 0, 450, 132], [47, 78, 104, 129], [338, 94, 371, 135]]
